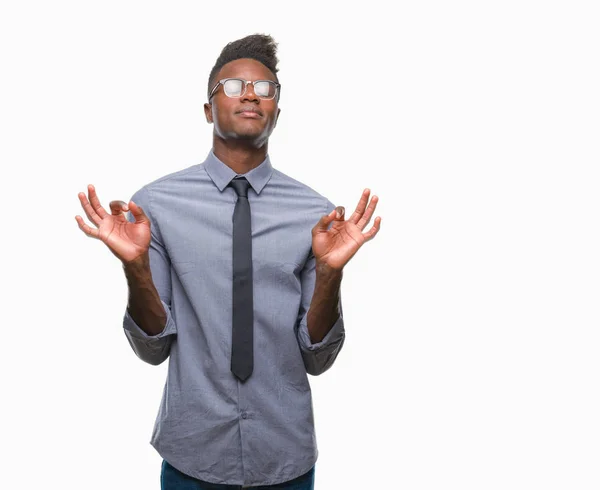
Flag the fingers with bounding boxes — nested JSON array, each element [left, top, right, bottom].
[[75, 215, 100, 239], [87, 185, 108, 219], [76, 184, 135, 239], [347, 188, 379, 230], [356, 194, 379, 230], [348, 189, 371, 225], [362, 216, 382, 242], [78, 189, 102, 227], [109, 200, 129, 218]]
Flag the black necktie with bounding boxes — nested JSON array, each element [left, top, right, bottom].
[[229, 177, 254, 382]]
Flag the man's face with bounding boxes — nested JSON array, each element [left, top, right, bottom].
[[204, 58, 280, 147]]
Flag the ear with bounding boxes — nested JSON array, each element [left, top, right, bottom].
[[274, 108, 281, 128], [203, 103, 213, 124]]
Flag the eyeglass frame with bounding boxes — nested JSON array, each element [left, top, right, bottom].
[[208, 78, 281, 101]]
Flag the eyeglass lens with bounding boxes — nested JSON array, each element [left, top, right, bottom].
[[223, 79, 276, 99]]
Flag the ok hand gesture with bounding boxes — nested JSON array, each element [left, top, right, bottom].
[[311, 189, 381, 271], [75, 185, 150, 264]]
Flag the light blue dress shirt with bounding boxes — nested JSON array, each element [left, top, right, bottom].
[[122, 151, 345, 486]]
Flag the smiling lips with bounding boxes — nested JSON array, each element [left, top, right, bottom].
[[236, 107, 263, 118]]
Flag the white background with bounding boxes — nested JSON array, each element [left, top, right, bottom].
[[1, 1, 599, 489]]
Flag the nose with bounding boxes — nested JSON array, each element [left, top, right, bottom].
[[241, 82, 259, 103]]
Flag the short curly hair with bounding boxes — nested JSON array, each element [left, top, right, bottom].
[[207, 34, 280, 98]]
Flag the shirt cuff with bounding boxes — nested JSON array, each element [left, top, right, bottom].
[[297, 312, 345, 352], [122, 299, 177, 340]]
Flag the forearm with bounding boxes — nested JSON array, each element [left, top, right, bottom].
[[306, 261, 343, 344], [123, 252, 167, 336]]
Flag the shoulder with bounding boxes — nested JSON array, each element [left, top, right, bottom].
[[129, 164, 204, 203], [271, 168, 337, 212]]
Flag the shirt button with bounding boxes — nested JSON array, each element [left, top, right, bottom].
[[241, 412, 248, 419]]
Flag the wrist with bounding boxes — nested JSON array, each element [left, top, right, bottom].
[[315, 259, 344, 277], [122, 252, 151, 275]]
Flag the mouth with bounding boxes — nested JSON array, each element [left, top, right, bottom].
[[235, 107, 263, 119]]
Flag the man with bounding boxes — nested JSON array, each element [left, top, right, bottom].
[[76, 34, 381, 489]]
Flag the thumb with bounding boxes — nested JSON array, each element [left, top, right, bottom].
[[312, 207, 344, 234], [128, 200, 149, 224]]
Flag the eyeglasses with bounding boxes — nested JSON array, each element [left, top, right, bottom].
[[209, 78, 280, 101]]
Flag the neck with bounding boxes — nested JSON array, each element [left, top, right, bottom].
[[212, 137, 269, 174]]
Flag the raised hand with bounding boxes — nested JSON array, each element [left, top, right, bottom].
[[75, 184, 151, 264], [311, 189, 381, 271]]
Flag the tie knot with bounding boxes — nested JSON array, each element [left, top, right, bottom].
[[230, 177, 250, 198]]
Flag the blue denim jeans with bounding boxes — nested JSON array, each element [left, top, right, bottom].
[[161, 460, 315, 490]]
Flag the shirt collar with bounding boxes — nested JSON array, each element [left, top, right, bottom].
[[203, 150, 273, 195]]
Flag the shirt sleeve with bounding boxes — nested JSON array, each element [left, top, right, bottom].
[[294, 199, 346, 376], [122, 186, 177, 366]]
